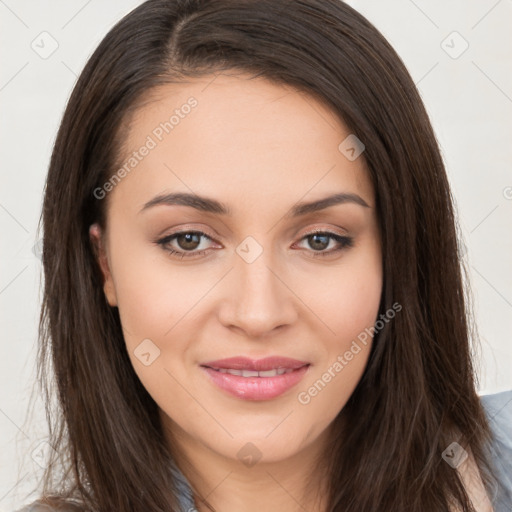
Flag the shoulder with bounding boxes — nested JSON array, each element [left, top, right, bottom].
[[455, 449, 494, 512], [13, 501, 86, 512], [480, 389, 512, 433], [14, 505, 55, 512], [479, 389, 512, 511], [14, 506, 52, 512]]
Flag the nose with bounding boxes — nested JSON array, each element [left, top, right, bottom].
[[217, 244, 298, 339]]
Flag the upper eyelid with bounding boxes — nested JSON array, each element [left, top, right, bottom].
[[162, 218, 351, 236], [159, 226, 349, 241], [158, 229, 215, 244]]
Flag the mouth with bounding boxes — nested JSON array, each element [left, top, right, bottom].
[[199, 356, 311, 400], [204, 367, 299, 377], [201, 355, 310, 371]]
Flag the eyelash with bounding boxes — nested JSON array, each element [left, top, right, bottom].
[[155, 229, 354, 260]]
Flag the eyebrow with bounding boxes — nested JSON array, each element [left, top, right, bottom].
[[139, 191, 370, 216]]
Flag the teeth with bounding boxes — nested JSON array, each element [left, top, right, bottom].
[[259, 368, 289, 377], [214, 368, 295, 377]]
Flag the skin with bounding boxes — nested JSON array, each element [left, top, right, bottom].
[[88, 72, 490, 511]]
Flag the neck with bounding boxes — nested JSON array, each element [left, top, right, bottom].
[[165, 420, 332, 512]]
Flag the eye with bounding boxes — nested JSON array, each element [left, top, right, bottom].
[[156, 230, 215, 259], [155, 229, 354, 259], [293, 230, 354, 258]]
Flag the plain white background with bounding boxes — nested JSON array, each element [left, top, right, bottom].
[[1, 0, 511, 509]]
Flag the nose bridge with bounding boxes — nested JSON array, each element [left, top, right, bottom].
[[219, 236, 296, 336]]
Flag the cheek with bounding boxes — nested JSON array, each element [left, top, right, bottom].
[[296, 248, 382, 418], [295, 289, 380, 434], [294, 342, 371, 445], [108, 229, 211, 344], [302, 241, 382, 343]]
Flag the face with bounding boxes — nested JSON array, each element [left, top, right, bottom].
[[90, 72, 382, 469]]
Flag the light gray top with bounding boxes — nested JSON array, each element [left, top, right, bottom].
[[480, 389, 512, 511], [14, 390, 512, 512]]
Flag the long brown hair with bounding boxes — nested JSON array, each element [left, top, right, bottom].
[[27, 0, 497, 510]]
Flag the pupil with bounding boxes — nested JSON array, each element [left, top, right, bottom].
[[309, 234, 328, 251], [178, 233, 200, 250]]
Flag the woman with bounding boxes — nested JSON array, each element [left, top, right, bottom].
[[16, 0, 512, 511]]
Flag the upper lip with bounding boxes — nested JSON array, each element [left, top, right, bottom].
[[201, 356, 310, 371]]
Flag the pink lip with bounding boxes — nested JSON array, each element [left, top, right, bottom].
[[200, 356, 311, 401]]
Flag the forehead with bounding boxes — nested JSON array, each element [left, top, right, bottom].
[[109, 72, 374, 216]]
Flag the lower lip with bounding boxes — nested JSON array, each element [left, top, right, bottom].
[[200, 365, 310, 401]]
